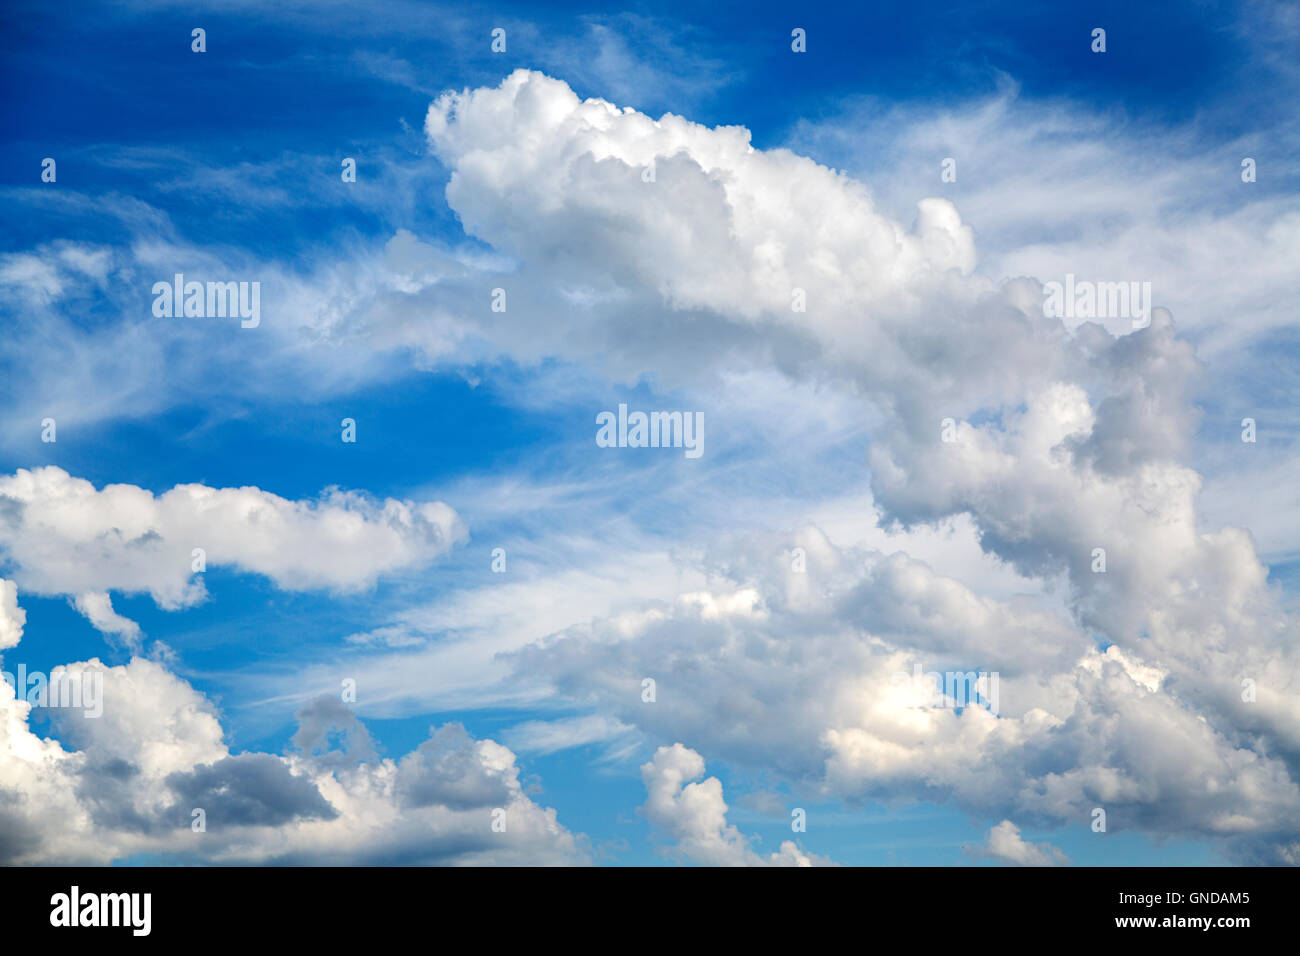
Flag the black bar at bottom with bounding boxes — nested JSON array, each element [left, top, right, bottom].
[[0, 865, 1281, 941]]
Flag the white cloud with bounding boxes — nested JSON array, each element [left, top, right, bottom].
[[971, 820, 1070, 867], [245, 543, 706, 718], [0, 467, 466, 637], [4, 64, 1297, 866], [0, 655, 585, 865], [503, 714, 634, 756], [229, 69, 1300, 862], [71, 592, 142, 649], [784, 84, 1300, 356], [0, 580, 24, 650], [640, 743, 832, 866], [511, 526, 1300, 862], [423, 70, 988, 393]]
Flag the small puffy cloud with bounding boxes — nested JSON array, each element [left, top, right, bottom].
[[970, 820, 1070, 867], [395, 724, 517, 811], [640, 743, 833, 867], [71, 592, 142, 648]]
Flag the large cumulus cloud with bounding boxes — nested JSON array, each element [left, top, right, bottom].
[[511, 527, 1300, 861], [1, 65, 1294, 866], [420, 71, 1300, 861]]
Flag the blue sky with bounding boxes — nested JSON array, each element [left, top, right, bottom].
[[0, 0, 1297, 866]]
